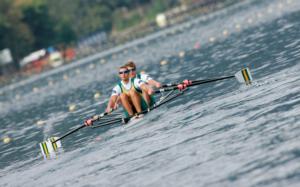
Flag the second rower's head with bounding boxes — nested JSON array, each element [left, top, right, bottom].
[[119, 65, 130, 81], [126, 60, 137, 78]]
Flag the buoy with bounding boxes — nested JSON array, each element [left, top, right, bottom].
[[75, 69, 81, 74], [179, 51, 185, 58], [63, 75, 68, 80], [15, 94, 21, 100], [235, 24, 241, 30], [267, 8, 273, 13], [94, 92, 101, 99], [100, 59, 106, 64], [247, 18, 253, 24], [33, 87, 39, 93], [194, 42, 200, 49], [3, 136, 12, 144], [257, 13, 263, 18], [89, 64, 95, 69], [36, 120, 46, 126], [209, 37, 216, 42], [223, 30, 229, 36], [48, 80, 54, 86], [160, 60, 168, 66], [69, 104, 76, 112]]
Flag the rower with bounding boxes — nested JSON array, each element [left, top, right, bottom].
[[105, 65, 154, 117], [125, 60, 161, 88]]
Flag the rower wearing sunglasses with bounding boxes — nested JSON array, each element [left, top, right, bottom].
[[125, 61, 161, 89], [105, 65, 154, 118]]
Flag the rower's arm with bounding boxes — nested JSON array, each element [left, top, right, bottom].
[[140, 83, 154, 95], [105, 95, 118, 113], [147, 79, 161, 88], [140, 73, 161, 88]]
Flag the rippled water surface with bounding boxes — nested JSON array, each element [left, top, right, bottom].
[[1, 0, 300, 186]]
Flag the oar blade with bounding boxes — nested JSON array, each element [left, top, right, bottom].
[[235, 68, 253, 85], [39, 137, 62, 159]]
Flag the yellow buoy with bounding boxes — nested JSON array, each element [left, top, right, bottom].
[[69, 104, 76, 112], [89, 64, 95, 69], [63, 75, 68, 80], [209, 37, 216, 42], [100, 59, 106, 64], [94, 92, 101, 99], [223, 30, 229, 36], [179, 51, 185, 58], [36, 120, 46, 126], [160, 60, 168, 66], [3, 136, 12, 144]]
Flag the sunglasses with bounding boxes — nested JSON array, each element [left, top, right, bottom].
[[119, 70, 129, 74], [128, 68, 136, 72]]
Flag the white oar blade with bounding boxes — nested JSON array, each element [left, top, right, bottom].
[[39, 137, 62, 159], [235, 68, 253, 85]]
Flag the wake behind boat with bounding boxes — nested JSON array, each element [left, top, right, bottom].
[[39, 68, 253, 159]]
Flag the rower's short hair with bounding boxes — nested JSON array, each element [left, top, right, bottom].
[[119, 65, 128, 70], [125, 60, 136, 69]]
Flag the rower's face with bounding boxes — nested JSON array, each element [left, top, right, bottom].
[[119, 68, 129, 80], [128, 67, 136, 78]]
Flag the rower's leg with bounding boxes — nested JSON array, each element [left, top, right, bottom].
[[129, 90, 142, 113], [142, 90, 151, 107], [120, 93, 134, 116]]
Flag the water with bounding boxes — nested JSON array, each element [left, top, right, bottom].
[[1, 0, 300, 186]]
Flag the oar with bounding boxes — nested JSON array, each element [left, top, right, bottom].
[[52, 111, 111, 143], [92, 89, 187, 128], [156, 68, 252, 93], [39, 111, 111, 159]]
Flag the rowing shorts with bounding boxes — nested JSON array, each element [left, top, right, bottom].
[[124, 96, 155, 118]]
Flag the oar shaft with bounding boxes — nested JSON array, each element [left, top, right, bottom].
[[156, 75, 234, 93], [53, 124, 86, 143], [52, 111, 111, 143], [189, 75, 234, 86], [92, 118, 123, 128]]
